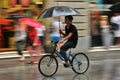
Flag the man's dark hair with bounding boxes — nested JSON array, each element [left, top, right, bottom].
[[65, 15, 73, 21]]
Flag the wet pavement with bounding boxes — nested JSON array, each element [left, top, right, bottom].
[[0, 50, 120, 80]]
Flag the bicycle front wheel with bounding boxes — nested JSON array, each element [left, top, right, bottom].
[[38, 55, 58, 77], [71, 53, 89, 74]]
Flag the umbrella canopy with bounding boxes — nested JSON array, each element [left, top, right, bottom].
[[38, 6, 80, 18], [0, 18, 12, 25], [6, 14, 25, 20], [109, 2, 120, 12], [19, 18, 42, 28]]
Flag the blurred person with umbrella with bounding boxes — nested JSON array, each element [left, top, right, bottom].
[[38, 6, 79, 67], [6, 6, 26, 61], [6, 5, 28, 61], [26, 26, 41, 64], [19, 17, 42, 64], [13, 19, 27, 61]]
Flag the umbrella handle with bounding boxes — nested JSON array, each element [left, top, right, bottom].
[[58, 16, 61, 29], [58, 16, 62, 37]]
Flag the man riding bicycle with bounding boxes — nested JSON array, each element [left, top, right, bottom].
[[57, 15, 78, 66]]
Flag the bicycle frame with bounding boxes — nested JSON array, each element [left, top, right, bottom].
[[55, 50, 65, 61], [51, 41, 82, 65], [51, 41, 66, 61]]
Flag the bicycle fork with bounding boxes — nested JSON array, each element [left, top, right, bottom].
[[47, 56, 54, 67]]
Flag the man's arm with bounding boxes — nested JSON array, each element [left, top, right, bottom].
[[59, 32, 73, 43]]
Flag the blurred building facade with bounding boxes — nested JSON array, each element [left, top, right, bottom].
[[0, 0, 119, 52]]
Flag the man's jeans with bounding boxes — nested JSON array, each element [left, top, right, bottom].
[[60, 41, 74, 62]]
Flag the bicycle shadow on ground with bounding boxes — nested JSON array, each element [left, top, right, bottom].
[[41, 74, 89, 80]]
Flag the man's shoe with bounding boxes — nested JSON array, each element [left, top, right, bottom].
[[62, 61, 70, 68], [63, 63, 70, 67]]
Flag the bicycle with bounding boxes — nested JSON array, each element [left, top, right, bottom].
[[38, 41, 89, 77]]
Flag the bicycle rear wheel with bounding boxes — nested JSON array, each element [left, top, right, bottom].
[[38, 55, 58, 77], [71, 53, 89, 74]]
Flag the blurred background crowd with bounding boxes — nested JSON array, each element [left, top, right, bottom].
[[0, 0, 120, 50]]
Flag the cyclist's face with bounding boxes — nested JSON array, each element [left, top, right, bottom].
[[65, 18, 71, 24]]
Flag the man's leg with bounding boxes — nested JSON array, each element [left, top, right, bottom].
[[60, 41, 73, 62]]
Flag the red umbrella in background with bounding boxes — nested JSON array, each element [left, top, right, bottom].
[[0, 18, 13, 31], [19, 18, 42, 28], [0, 18, 12, 34], [0, 18, 12, 29], [0, 18, 12, 25]]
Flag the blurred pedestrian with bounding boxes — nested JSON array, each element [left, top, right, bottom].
[[90, 10, 102, 47], [36, 24, 46, 51], [14, 20, 27, 61], [50, 17, 62, 42], [26, 26, 41, 64], [100, 15, 113, 49], [110, 13, 120, 45], [33, 11, 46, 52]]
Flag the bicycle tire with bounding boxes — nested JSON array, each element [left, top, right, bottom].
[[71, 53, 89, 74], [38, 55, 58, 77]]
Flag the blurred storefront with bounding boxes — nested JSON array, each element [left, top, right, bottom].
[[89, 0, 120, 47]]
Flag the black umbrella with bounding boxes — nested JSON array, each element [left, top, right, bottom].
[[109, 2, 120, 12], [38, 6, 80, 29], [6, 14, 25, 20], [38, 6, 80, 18]]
